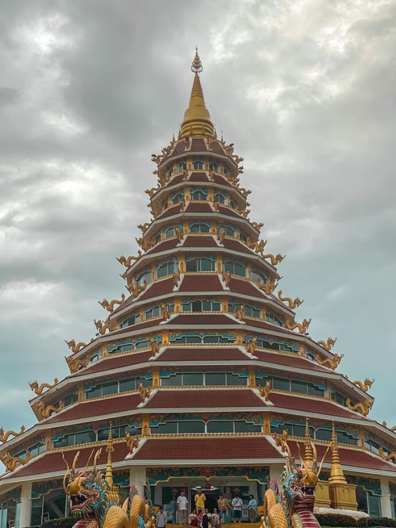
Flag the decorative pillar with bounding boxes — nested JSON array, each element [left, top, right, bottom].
[[380, 479, 393, 519], [299, 343, 305, 357], [152, 367, 160, 388], [263, 414, 271, 435], [20, 482, 32, 528], [142, 415, 150, 437], [328, 423, 357, 510], [129, 466, 147, 497], [248, 366, 256, 388]]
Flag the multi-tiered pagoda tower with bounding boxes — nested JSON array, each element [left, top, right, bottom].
[[1, 51, 396, 528]]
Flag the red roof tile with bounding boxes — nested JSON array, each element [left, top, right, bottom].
[[169, 141, 187, 157], [222, 239, 255, 255], [2, 443, 129, 479], [270, 392, 362, 420], [210, 142, 227, 156], [46, 393, 142, 424], [183, 236, 218, 248], [133, 436, 280, 461], [165, 174, 185, 188], [228, 277, 265, 299], [217, 205, 241, 218], [75, 351, 152, 376], [188, 172, 209, 183], [213, 174, 232, 187], [146, 239, 179, 255], [179, 274, 223, 292], [254, 350, 328, 373], [168, 314, 237, 326], [157, 204, 182, 219], [145, 389, 265, 409], [185, 202, 213, 213], [190, 139, 207, 152], [243, 318, 293, 335], [139, 278, 175, 301], [156, 347, 249, 362]]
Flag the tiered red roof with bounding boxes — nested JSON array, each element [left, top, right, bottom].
[[167, 314, 236, 326], [133, 436, 280, 461], [146, 239, 179, 255], [182, 236, 218, 248], [145, 389, 265, 409], [138, 277, 175, 301], [253, 350, 328, 373], [76, 351, 153, 376], [178, 274, 223, 292], [185, 202, 213, 213]]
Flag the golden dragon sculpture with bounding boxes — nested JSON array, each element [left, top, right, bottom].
[[99, 294, 126, 312], [285, 318, 311, 334], [317, 337, 337, 351], [315, 353, 344, 370], [66, 355, 90, 373], [257, 279, 278, 296], [259, 381, 271, 401], [277, 290, 304, 309], [126, 281, 147, 298], [126, 433, 141, 453], [138, 383, 151, 402], [94, 318, 118, 336], [0, 426, 26, 444], [0, 451, 32, 472], [245, 336, 257, 354], [353, 378, 374, 392], [346, 398, 373, 417], [262, 253, 285, 266], [116, 252, 143, 267], [379, 448, 396, 463], [36, 400, 64, 419], [65, 339, 87, 354], [29, 378, 58, 395]]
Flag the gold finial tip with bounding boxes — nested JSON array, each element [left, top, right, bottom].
[[191, 48, 203, 74]]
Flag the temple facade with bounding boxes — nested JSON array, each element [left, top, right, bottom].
[[2, 50, 396, 527]]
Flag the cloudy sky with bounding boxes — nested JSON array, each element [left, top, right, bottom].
[[0, 0, 395, 431]]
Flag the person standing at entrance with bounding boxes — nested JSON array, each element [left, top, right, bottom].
[[156, 506, 168, 528], [194, 487, 206, 514], [248, 495, 258, 522], [177, 490, 189, 525], [231, 493, 243, 523], [217, 495, 228, 524]]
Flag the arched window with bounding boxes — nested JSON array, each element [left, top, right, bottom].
[[172, 191, 185, 205], [265, 311, 284, 327], [165, 225, 182, 238], [223, 259, 247, 277], [177, 160, 187, 172], [189, 222, 210, 233], [120, 312, 141, 328], [251, 268, 268, 284], [182, 298, 221, 312], [214, 192, 226, 204], [185, 255, 215, 272], [209, 162, 219, 172], [224, 166, 229, 176], [135, 268, 152, 286], [190, 187, 208, 201], [218, 223, 235, 236], [193, 160, 204, 170], [157, 259, 178, 278], [239, 231, 247, 243]]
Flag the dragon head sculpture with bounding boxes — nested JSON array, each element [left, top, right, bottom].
[[62, 449, 108, 521]]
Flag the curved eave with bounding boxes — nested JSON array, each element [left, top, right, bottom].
[[143, 208, 260, 241]]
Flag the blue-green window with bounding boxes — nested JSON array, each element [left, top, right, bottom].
[[85, 375, 151, 399], [172, 191, 185, 204], [255, 336, 299, 353], [209, 162, 219, 172], [182, 299, 221, 312], [135, 268, 152, 287], [120, 312, 141, 328], [193, 160, 204, 169], [185, 255, 215, 272], [189, 222, 210, 233], [177, 160, 187, 172], [161, 371, 246, 387], [145, 302, 174, 319], [214, 192, 226, 204], [223, 259, 247, 277], [266, 311, 284, 327], [252, 268, 268, 284], [157, 258, 178, 278], [167, 167, 173, 176], [63, 393, 78, 407], [218, 224, 235, 236], [190, 187, 208, 201], [165, 225, 182, 238], [240, 231, 248, 243]]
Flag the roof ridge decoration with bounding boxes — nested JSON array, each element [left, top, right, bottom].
[[179, 48, 215, 139]]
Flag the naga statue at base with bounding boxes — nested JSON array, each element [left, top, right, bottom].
[[263, 427, 329, 528], [63, 432, 153, 528]]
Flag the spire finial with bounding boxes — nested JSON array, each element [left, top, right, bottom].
[[304, 418, 313, 463], [179, 49, 215, 138], [105, 423, 114, 488], [191, 47, 203, 73], [329, 422, 347, 484]]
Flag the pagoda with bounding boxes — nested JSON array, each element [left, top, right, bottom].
[[1, 50, 396, 528]]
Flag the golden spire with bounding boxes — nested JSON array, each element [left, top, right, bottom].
[[105, 425, 114, 489], [179, 48, 215, 138], [329, 422, 347, 484], [304, 418, 313, 463]]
